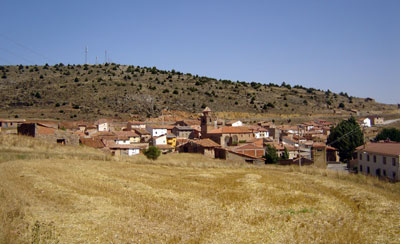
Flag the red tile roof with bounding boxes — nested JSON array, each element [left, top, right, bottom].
[[356, 142, 400, 156], [80, 138, 105, 148], [207, 126, 252, 134]]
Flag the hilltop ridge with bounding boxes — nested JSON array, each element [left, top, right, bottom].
[[0, 63, 396, 120]]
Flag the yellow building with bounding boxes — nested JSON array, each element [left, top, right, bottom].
[[167, 134, 177, 147]]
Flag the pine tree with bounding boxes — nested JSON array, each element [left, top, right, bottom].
[[327, 117, 364, 162], [264, 144, 279, 164]]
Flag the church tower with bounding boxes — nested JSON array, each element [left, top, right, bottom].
[[200, 107, 214, 138]]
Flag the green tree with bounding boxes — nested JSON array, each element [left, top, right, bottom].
[[143, 146, 161, 160], [327, 117, 364, 162], [264, 144, 279, 164], [375, 128, 400, 142], [281, 147, 289, 160]]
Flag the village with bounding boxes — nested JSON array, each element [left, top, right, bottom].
[[1, 107, 398, 182]]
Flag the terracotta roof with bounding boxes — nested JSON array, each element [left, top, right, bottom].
[[36, 124, 56, 135], [80, 138, 105, 148], [174, 126, 194, 131], [114, 131, 139, 138], [356, 142, 400, 156], [225, 149, 264, 160], [312, 143, 327, 148], [133, 128, 150, 135], [207, 126, 252, 134], [233, 143, 264, 150], [95, 118, 112, 125], [203, 107, 212, 112], [166, 133, 176, 138], [130, 120, 145, 125], [183, 139, 221, 148]]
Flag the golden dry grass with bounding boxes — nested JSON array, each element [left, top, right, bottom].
[[0, 134, 399, 243]]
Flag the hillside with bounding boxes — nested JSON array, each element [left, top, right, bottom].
[[1, 134, 400, 243], [0, 63, 397, 120]]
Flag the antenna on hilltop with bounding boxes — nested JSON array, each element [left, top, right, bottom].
[[104, 50, 107, 64], [95, 56, 98, 65], [85, 46, 88, 64]]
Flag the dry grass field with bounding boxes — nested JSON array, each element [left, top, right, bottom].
[[1, 134, 400, 243]]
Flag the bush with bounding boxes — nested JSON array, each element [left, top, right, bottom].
[[143, 146, 161, 160]]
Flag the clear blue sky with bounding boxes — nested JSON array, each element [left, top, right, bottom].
[[1, 0, 399, 104]]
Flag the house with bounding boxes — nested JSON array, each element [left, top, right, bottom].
[[172, 126, 194, 139], [127, 121, 146, 129], [18, 123, 79, 145], [80, 138, 105, 148], [231, 143, 265, 158], [222, 149, 265, 165], [253, 127, 269, 139], [226, 120, 243, 127], [133, 128, 152, 143], [152, 134, 167, 146], [207, 126, 255, 147], [0, 119, 26, 129], [368, 116, 384, 126], [178, 139, 221, 158], [166, 134, 177, 147], [103, 140, 148, 156], [356, 141, 400, 181], [359, 118, 371, 128], [114, 131, 140, 144], [96, 119, 110, 132], [146, 125, 168, 137]]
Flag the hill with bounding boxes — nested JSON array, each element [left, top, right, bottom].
[[0, 63, 397, 120], [1, 134, 399, 243]]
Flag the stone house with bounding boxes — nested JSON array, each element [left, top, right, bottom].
[[177, 139, 221, 158], [207, 126, 255, 147], [133, 128, 152, 143], [231, 143, 265, 158], [172, 126, 195, 139], [18, 123, 79, 145]]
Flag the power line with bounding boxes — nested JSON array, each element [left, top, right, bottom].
[[0, 33, 56, 64], [0, 47, 35, 64]]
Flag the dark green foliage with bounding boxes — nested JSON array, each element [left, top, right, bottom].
[[264, 144, 279, 164], [338, 103, 345, 108], [281, 147, 289, 160], [375, 128, 400, 142], [327, 117, 364, 162], [143, 146, 161, 160]]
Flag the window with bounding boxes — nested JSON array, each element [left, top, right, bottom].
[[383, 170, 386, 176], [359, 153, 362, 160], [393, 158, 396, 166], [360, 165, 363, 172], [393, 172, 396, 179], [373, 155, 376, 163], [367, 154, 370, 161], [367, 166, 370, 174], [383, 157, 386, 165]]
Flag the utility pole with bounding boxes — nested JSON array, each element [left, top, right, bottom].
[[104, 50, 107, 64], [85, 46, 88, 64]]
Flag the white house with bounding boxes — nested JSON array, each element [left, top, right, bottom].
[[96, 119, 110, 132], [254, 128, 269, 138], [153, 135, 167, 146], [147, 126, 168, 137], [226, 120, 243, 127], [361, 118, 371, 128]]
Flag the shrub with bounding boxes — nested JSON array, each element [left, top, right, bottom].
[[143, 146, 161, 160]]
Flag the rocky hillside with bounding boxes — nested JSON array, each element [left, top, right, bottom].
[[0, 63, 396, 120]]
